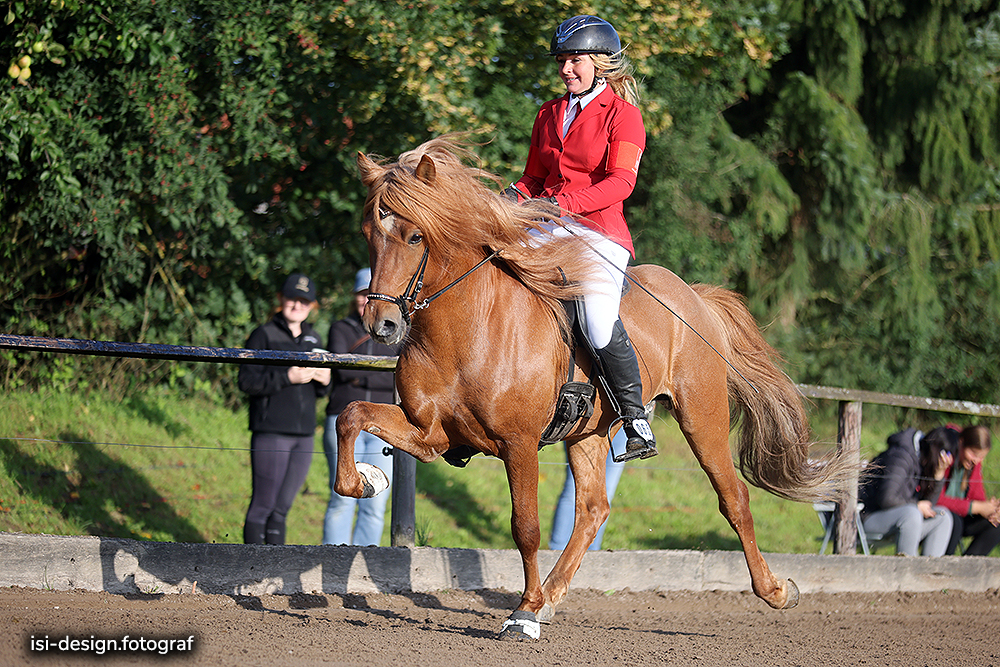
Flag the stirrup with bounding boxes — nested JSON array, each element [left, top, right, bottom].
[[613, 417, 658, 463]]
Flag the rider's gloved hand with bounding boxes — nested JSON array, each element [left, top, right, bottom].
[[502, 185, 523, 203]]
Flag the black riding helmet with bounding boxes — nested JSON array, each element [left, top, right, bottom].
[[548, 15, 621, 56]]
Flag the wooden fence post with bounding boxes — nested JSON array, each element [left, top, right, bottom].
[[389, 381, 416, 547], [834, 400, 863, 554], [390, 449, 416, 547]]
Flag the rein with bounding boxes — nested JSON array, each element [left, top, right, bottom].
[[367, 244, 501, 326]]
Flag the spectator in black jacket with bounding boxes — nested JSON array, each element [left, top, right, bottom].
[[322, 268, 401, 545], [238, 273, 330, 545]]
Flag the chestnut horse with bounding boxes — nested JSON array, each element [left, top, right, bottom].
[[334, 137, 854, 640]]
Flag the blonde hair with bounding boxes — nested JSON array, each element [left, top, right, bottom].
[[590, 50, 641, 107]]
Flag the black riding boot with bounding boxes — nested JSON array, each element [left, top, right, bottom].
[[594, 319, 657, 462]]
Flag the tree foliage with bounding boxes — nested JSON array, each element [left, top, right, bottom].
[[2, 0, 998, 406], [745, 0, 1000, 403]]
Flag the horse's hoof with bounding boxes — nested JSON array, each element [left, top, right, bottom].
[[498, 610, 540, 641], [782, 578, 800, 609], [357, 462, 389, 498], [536, 603, 555, 624]]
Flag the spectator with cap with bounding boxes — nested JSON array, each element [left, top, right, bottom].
[[238, 272, 331, 545], [322, 268, 402, 545]]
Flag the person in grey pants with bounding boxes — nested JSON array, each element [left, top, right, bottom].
[[859, 427, 954, 556]]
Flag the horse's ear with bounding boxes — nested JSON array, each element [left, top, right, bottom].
[[357, 152, 382, 188], [414, 154, 436, 185]]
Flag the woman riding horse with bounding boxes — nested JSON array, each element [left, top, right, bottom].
[[337, 134, 857, 640], [506, 15, 656, 463]]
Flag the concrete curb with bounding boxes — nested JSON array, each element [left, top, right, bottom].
[[2, 532, 998, 597]]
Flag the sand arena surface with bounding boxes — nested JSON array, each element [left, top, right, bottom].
[[2, 585, 998, 666]]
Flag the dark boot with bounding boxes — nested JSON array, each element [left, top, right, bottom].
[[594, 319, 657, 463], [265, 515, 286, 545], [243, 521, 266, 545]]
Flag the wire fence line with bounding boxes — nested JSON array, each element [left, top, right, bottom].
[[4, 432, 999, 487], [2, 333, 999, 550]]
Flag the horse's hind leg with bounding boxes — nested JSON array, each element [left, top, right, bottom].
[[538, 434, 610, 620], [678, 395, 799, 610]]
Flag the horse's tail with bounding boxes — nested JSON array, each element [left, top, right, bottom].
[[691, 284, 857, 503]]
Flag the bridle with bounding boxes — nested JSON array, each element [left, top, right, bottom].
[[366, 205, 500, 326]]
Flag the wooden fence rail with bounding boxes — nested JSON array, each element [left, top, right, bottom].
[[3, 334, 998, 553]]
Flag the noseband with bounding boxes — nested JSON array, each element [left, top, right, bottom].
[[367, 245, 430, 327], [366, 206, 500, 326]]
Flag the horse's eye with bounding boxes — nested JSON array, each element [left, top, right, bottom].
[[408, 231, 423, 245]]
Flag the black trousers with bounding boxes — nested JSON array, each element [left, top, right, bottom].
[[244, 432, 314, 544], [946, 510, 1000, 556]]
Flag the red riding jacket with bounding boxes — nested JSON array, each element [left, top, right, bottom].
[[514, 85, 645, 256]]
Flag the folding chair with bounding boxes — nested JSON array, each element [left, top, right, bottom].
[[814, 501, 885, 555]]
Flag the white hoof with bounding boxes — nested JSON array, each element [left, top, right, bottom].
[[536, 603, 555, 624], [357, 462, 389, 498]]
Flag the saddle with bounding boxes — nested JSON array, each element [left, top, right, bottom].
[[537, 298, 597, 446]]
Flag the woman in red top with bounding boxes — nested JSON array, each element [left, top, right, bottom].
[[935, 425, 1000, 555], [507, 15, 654, 462]]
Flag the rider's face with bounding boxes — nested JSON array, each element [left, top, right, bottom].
[[556, 54, 596, 96]]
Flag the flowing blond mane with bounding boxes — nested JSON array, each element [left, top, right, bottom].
[[362, 136, 599, 320]]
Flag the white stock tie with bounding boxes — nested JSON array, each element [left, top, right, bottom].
[[562, 99, 581, 138]]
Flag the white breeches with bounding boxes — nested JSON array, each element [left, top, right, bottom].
[[531, 218, 630, 350]]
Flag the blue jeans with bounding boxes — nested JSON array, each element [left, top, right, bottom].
[[322, 414, 393, 546], [549, 430, 627, 551]]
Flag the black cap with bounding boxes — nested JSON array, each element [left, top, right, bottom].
[[281, 273, 317, 302]]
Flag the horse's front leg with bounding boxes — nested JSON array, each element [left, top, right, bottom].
[[333, 399, 440, 499], [497, 446, 545, 641]]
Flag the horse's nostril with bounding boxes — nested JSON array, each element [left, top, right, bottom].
[[377, 319, 397, 338]]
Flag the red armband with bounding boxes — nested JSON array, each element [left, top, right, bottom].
[[608, 141, 643, 175]]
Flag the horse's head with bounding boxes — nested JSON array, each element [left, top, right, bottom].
[[356, 150, 439, 346], [355, 136, 596, 346]]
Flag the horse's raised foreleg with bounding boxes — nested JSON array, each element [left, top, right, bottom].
[[537, 434, 610, 621], [497, 448, 546, 641], [332, 400, 441, 499], [681, 408, 798, 610]]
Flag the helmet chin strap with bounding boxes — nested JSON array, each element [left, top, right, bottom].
[[576, 75, 604, 99]]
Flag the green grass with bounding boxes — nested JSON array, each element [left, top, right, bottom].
[[2, 388, 998, 555]]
